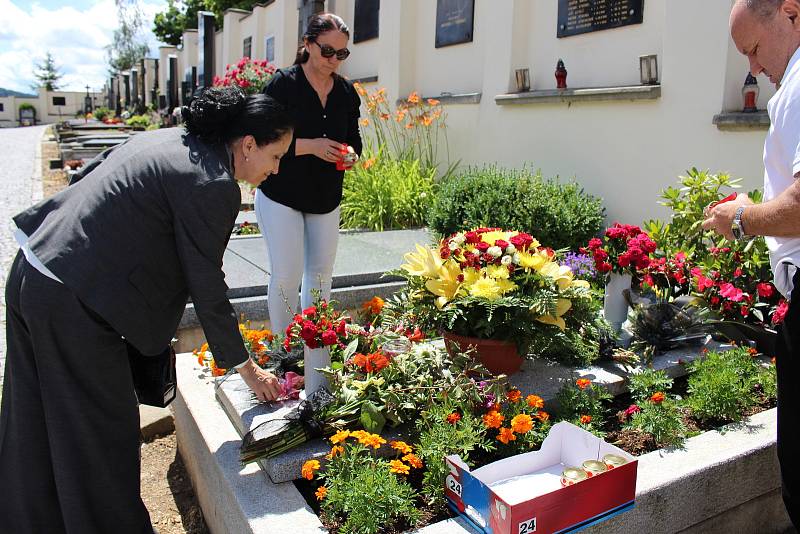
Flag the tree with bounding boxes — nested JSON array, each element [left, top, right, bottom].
[[32, 52, 63, 91], [152, 0, 263, 46], [153, 0, 205, 46], [106, 0, 150, 74]]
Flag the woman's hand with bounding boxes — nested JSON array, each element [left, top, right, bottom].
[[310, 138, 346, 163], [236, 359, 281, 403]]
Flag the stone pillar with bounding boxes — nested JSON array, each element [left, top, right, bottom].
[[377, 1, 417, 102], [198, 11, 215, 88], [123, 72, 131, 108], [168, 54, 179, 111]]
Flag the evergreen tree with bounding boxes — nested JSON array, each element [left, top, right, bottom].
[[32, 52, 63, 91]]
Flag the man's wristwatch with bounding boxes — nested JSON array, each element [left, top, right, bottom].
[[731, 206, 748, 240]]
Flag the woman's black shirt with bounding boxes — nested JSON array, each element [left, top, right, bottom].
[[259, 64, 363, 214]]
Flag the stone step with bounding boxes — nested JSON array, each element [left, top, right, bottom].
[[173, 352, 793, 533]]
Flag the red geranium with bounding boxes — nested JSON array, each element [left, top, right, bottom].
[[585, 222, 656, 277]]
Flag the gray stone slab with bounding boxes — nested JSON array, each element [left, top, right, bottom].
[[221, 249, 269, 299], [174, 354, 325, 533], [227, 236, 270, 271], [178, 280, 407, 328], [235, 210, 258, 225]]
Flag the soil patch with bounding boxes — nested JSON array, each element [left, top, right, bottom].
[[141, 433, 209, 534]]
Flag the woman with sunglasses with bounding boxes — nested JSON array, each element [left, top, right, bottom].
[[257, 13, 362, 337]]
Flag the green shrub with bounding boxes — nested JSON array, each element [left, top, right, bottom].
[[555, 378, 611, 433], [627, 368, 674, 403], [686, 349, 759, 423], [340, 151, 436, 231], [626, 398, 686, 448], [92, 107, 112, 121], [19, 102, 35, 111], [125, 114, 151, 129], [754, 364, 778, 402], [415, 401, 492, 506], [426, 165, 605, 251]]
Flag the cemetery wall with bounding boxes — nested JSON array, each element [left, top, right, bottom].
[[0, 90, 102, 127], [113, 0, 776, 223]]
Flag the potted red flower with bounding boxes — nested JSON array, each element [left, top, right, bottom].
[[585, 223, 656, 331]]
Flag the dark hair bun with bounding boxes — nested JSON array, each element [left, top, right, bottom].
[[183, 86, 247, 141]]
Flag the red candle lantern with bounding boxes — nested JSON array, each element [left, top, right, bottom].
[[555, 59, 568, 90], [742, 73, 759, 113]]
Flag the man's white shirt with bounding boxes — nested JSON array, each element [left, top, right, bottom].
[[764, 45, 800, 298]]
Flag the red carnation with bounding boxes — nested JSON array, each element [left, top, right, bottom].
[[588, 238, 603, 250], [303, 306, 317, 317], [321, 329, 338, 346]]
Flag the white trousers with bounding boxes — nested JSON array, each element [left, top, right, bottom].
[[254, 190, 340, 336]]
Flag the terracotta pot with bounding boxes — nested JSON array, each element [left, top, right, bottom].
[[441, 331, 523, 375]]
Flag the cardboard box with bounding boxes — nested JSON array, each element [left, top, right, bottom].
[[444, 422, 637, 534]]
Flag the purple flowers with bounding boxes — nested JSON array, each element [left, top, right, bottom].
[[562, 252, 596, 280]]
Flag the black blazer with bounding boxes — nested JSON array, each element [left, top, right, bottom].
[[13, 127, 248, 368]]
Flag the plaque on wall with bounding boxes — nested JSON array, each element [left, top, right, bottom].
[[557, 0, 644, 38], [353, 0, 379, 43], [435, 0, 474, 48]]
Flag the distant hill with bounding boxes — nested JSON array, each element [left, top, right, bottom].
[[0, 87, 37, 98]]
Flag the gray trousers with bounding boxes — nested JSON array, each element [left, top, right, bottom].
[[0, 252, 152, 534]]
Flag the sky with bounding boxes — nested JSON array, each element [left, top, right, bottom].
[[0, 0, 168, 93]]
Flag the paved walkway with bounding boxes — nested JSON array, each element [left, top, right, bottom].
[[0, 125, 46, 394]]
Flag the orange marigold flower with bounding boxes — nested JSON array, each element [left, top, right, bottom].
[[315, 486, 328, 500], [360, 433, 386, 449], [427, 98, 440, 106], [483, 411, 504, 429], [330, 430, 351, 444], [580, 415, 592, 425], [407, 91, 420, 104], [403, 453, 423, 469], [650, 392, 665, 404], [510, 414, 534, 434], [576, 378, 592, 390], [526, 394, 544, 409], [446, 412, 461, 425], [390, 440, 413, 455], [361, 296, 385, 315], [507, 389, 522, 403], [326, 445, 344, 459], [747, 347, 759, 356], [210, 360, 226, 377], [301, 460, 320, 480], [389, 460, 410, 475], [497, 427, 516, 444], [536, 411, 550, 422]]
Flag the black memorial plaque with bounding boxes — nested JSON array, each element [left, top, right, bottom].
[[353, 0, 379, 43], [435, 0, 474, 48], [557, 0, 644, 38]]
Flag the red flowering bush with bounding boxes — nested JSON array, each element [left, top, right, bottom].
[[284, 300, 350, 351], [213, 56, 276, 94], [584, 223, 656, 277]]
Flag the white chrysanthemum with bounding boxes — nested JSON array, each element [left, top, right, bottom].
[[501, 255, 513, 266], [452, 233, 465, 245], [505, 244, 516, 254], [513, 252, 521, 264], [487, 246, 503, 258], [448, 240, 459, 251]]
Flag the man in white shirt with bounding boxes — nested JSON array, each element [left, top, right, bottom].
[[704, 0, 800, 527]]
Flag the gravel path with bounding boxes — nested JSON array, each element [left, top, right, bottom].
[[0, 125, 47, 394]]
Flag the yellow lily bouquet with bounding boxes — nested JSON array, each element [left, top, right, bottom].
[[393, 227, 608, 366]]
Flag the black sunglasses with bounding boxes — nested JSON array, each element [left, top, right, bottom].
[[313, 41, 350, 61]]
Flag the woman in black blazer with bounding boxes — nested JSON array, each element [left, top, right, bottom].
[[1, 86, 292, 534]]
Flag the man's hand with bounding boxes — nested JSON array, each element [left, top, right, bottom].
[[237, 359, 281, 403], [701, 193, 754, 240]]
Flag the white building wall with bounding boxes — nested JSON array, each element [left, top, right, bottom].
[[138, 0, 772, 224]]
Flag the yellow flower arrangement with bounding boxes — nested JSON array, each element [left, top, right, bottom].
[[394, 227, 604, 365]]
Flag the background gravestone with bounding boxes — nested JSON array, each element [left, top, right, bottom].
[[557, 0, 644, 38], [353, 0, 379, 43]]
